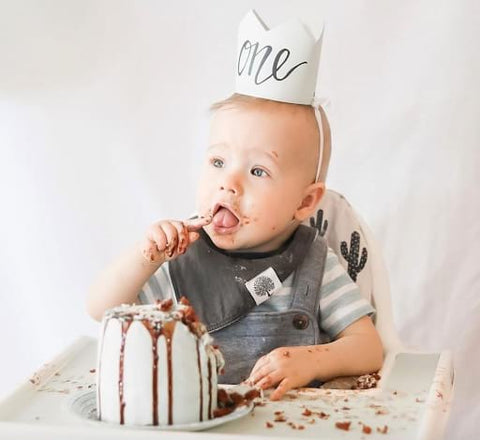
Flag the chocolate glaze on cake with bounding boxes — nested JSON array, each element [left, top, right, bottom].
[[96, 298, 224, 426]]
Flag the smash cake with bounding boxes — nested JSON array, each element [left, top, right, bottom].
[[96, 297, 226, 426]]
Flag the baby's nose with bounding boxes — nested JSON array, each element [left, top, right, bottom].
[[219, 175, 243, 195], [220, 184, 240, 195]]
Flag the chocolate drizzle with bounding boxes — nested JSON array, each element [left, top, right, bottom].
[[142, 320, 163, 425], [207, 356, 212, 419], [162, 320, 175, 425], [137, 319, 176, 425], [119, 318, 133, 424], [196, 340, 203, 421]]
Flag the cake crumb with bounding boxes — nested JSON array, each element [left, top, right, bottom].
[[266, 421, 274, 428], [362, 424, 372, 434], [244, 389, 260, 401], [302, 408, 312, 416], [335, 421, 351, 431], [353, 373, 381, 390], [377, 425, 389, 434], [214, 387, 261, 419], [89, 368, 96, 373], [213, 407, 234, 418], [157, 298, 174, 312], [29, 375, 41, 386]]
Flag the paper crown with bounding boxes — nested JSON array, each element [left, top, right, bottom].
[[235, 10, 323, 105]]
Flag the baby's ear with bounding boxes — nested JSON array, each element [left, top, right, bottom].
[[294, 182, 325, 222]]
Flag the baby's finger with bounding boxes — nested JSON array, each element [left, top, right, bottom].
[[184, 215, 212, 232], [161, 222, 179, 258], [150, 226, 168, 253], [170, 221, 188, 255], [270, 378, 292, 401], [249, 364, 274, 385], [256, 369, 283, 391], [248, 356, 270, 381]]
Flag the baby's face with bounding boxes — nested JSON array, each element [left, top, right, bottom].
[[196, 102, 320, 252]]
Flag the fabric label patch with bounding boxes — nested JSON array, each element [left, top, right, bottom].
[[245, 267, 282, 305]]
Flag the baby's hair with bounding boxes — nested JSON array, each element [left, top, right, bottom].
[[209, 93, 331, 183]]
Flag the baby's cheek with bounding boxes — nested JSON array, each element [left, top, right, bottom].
[[195, 187, 210, 214]]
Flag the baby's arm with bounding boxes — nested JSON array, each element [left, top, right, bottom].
[[248, 315, 383, 400], [86, 216, 211, 321]]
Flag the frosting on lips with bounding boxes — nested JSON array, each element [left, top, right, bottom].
[[212, 207, 239, 228]]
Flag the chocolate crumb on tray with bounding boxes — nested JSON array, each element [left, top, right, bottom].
[[353, 373, 381, 390], [302, 408, 312, 416], [362, 423, 373, 434], [377, 425, 389, 434], [335, 421, 351, 431], [320, 372, 381, 390]]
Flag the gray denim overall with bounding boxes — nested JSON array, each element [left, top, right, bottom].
[[169, 225, 328, 384]]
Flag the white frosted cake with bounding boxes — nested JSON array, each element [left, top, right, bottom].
[[96, 298, 225, 426]]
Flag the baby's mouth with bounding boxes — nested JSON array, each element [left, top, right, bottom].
[[211, 204, 240, 229]]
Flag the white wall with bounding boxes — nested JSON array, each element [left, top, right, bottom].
[[0, 1, 478, 438]]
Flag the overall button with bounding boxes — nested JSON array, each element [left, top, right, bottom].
[[292, 314, 309, 330]]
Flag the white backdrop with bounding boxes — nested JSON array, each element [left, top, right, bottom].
[[0, 1, 479, 438]]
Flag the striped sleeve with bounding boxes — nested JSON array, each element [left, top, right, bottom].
[[137, 262, 176, 305], [318, 249, 375, 338]]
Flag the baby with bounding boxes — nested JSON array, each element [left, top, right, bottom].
[[87, 93, 383, 400]]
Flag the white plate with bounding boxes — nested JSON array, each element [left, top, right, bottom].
[[66, 390, 253, 432]]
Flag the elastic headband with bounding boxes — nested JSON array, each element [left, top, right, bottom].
[[312, 100, 324, 183]]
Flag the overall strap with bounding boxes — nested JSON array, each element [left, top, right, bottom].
[[290, 234, 328, 315]]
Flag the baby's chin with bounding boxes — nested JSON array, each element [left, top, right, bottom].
[[205, 227, 282, 253], [204, 227, 242, 251]]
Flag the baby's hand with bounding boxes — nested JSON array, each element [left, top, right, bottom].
[[247, 346, 319, 401], [141, 216, 212, 264]]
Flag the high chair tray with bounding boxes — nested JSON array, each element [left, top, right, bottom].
[[0, 336, 452, 440]]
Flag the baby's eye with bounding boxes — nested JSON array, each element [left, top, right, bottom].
[[211, 158, 224, 168], [251, 167, 269, 178]]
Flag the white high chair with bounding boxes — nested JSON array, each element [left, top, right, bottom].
[[303, 189, 455, 440]]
